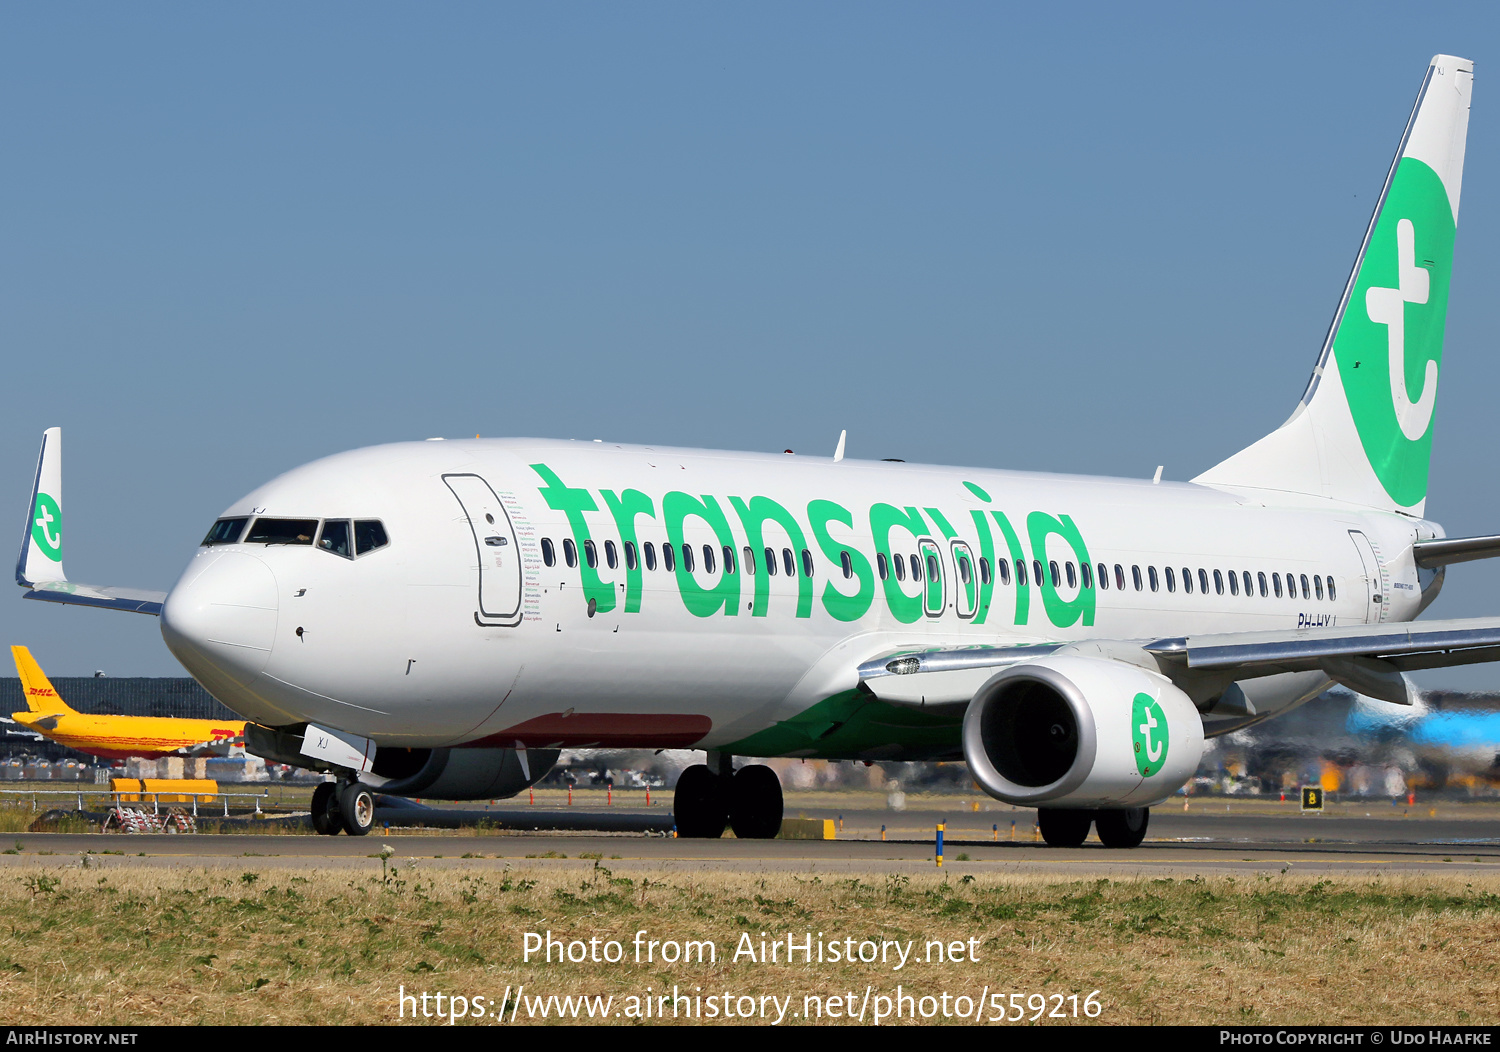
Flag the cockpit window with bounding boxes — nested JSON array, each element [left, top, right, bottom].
[[245, 518, 318, 545], [354, 520, 389, 555], [318, 520, 352, 558], [201, 518, 249, 546]]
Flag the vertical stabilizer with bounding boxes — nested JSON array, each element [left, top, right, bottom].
[[11, 646, 75, 716], [16, 427, 64, 586], [1195, 56, 1473, 516]]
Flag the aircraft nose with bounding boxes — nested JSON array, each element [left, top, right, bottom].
[[160, 551, 280, 687]]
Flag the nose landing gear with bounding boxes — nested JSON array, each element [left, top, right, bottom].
[[310, 778, 376, 836]]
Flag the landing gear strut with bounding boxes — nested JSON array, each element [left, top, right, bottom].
[[673, 756, 784, 839]]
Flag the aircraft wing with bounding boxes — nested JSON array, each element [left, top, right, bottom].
[[15, 428, 165, 616], [858, 616, 1500, 710]]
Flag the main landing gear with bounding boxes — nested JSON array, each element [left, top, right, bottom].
[[673, 755, 783, 839], [310, 779, 377, 837], [1037, 806, 1149, 848]]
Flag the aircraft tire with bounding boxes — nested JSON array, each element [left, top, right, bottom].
[[1037, 807, 1093, 847], [311, 782, 344, 836], [339, 783, 376, 837], [1094, 807, 1149, 848], [673, 764, 727, 838], [729, 764, 784, 840]]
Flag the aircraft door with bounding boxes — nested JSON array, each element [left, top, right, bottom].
[[918, 539, 946, 618], [951, 541, 977, 619], [1348, 530, 1389, 624], [444, 473, 523, 627]]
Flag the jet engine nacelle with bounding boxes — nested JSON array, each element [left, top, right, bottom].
[[962, 656, 1203, 808], [369, 746, 559, 801]]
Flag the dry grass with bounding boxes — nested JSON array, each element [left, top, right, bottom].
[[0, 860, 1496, 1025]]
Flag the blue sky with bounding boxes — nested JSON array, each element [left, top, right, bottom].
[[5, 4, 1500, 688]]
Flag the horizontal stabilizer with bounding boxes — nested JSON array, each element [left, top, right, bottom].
[[23, 581, 165, 616], [1413, 533, 1500, 567], [15, 428, 164, 616]]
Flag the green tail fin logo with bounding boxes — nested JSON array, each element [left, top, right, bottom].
[[1334, 158, 1456, 508]]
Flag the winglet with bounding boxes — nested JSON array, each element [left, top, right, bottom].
[[10, 646, 74, 716], [17, 428, 64, 588]]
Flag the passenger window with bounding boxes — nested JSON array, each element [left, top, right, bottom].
[[318, 520, 352, 558], [202, 517, 249, 546], [1182, 567, 1192, 594], [1228, 571, 1239, 596], [664, 543, 676, 571], [1165, 566, 1175, 593], [1272, 572, 1282, 597], [724, 546, 736, 574], [784, 549, 796, 578], [892, 553, 904, 581], [1314, 575, 1324, 600], [1114, 564, 1126, 591], [1213, 569, 1223, 595], [683, 545, 695, 573], [584, 540, 598, 569], [1242, 571, 1253, 596], [246, 518, 319, 545], [1096, 562, 1107, 590], [765, 547, 778, 576], [564, 539, 578, 568], [644, 542, 657, 571], [542, 537, 556, 567], [1033, 561, 1044, 589], [1199, 569, 1209, 594], [354, 520, 388, 555], [1015, 559, 1026, 586], [743, 546, 755, 575], [702, 545, 715, 574], [842, 551, 854, 580], [909, 554, 922, 582], [926, 553, 939, 581], [1258, 571, 1267, 597], [877, 553, 889, 580], [998, 558, 1011, 586], [1300, 573, 1310, 599], [958, 556, 971, 584], [1048, 560, 1060, 587], [1327, 576, 1336, 601], [1132, 565, 1143, 591], [625, 541, 638, 571], [805, 550, 817, 578], [605, 540, 618, 570], [1080, 562, 1092, 590], [980, 558, 991, 585], [1148, 566, 1159, 592]]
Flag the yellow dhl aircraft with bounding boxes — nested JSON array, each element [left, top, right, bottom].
[[9, 646, 243, 760]]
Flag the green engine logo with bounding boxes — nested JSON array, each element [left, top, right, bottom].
[[31, 493, 62, 562], [1131, 692, 1169, 778]]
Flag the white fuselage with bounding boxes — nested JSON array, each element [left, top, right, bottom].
[[158, 438, 1436, 757]]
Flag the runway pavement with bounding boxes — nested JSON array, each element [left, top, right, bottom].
[[2, 801, 1496, 875]]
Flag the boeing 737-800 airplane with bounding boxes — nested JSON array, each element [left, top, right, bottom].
[[17, 56, 1500, 844]]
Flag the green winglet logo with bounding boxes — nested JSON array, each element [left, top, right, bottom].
[[1334, 158, 1456, 507], [31, 493, 62, 562], [1131, 692, 1168, 778]]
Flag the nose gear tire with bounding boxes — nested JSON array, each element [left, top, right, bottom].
[[339, 783, 376, 837], [311, 782, 344, 836]]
